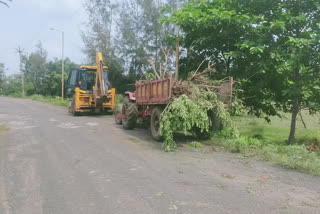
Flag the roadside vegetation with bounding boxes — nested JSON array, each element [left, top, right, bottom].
[[0, 124, 9, 133], [28, 95, 68, 107], [5, 92, 123, 109], [115, 94, 124, 110], [212, 112, 320, 176], [4, 93, 68, 107]]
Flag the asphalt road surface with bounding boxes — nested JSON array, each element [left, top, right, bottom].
[[0, 97, 319, 214]]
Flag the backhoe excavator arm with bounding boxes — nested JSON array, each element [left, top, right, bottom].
[[95, 52, 107, 97]]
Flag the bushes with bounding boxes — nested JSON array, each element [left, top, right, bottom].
[[227, 136, 263, 153], [262, 144, 320, 176], [217, 134, 320, 176], [115, 94, 124, 110]]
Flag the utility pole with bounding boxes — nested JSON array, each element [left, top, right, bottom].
[[16, 46, 25, 96], [109, 5, 113, 63], [62, 31, 64, 102]]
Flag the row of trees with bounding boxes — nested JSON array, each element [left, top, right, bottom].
[[0, 42, 78, 97], [81, 0, 320, 143], [81, 0, 186, 91]]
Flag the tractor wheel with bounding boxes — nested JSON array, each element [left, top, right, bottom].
[[210, 110, 223, 132], [193, 110, 223, 140], [122, 96, 137, 130], [193, 127, 211, 140], [114, 109, 122, 125], [151, 106, 163, 141]]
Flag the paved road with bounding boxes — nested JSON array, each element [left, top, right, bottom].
[[0, 97, 319, 214]]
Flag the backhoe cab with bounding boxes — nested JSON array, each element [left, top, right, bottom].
[[67, 52, 115, 115]]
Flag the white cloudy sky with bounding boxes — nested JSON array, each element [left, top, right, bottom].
[[0, 0, 88, 75]]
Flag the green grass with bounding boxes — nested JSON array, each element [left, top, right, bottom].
[[0, 124, 9, 133], [8, 93, 124, 109], [210, 111, 320, 176], [7, 94, 68, 107], [28, 95, 68, 107], [188, 141, 202, 148], [234, 111, 320, 144], [115, 94, 124, 110]]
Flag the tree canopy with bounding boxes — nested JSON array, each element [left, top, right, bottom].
[[81, 0, 183, 92], [0, 42, 78, 97], [163, 0, 320, 144]]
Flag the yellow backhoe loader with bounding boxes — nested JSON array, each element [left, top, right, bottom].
[[67, 52, 115, 115]]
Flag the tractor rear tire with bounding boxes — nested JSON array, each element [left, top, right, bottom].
[[151, 106, 163, 141], [193, 110, 222, 139], [122, 97, 137, 130]]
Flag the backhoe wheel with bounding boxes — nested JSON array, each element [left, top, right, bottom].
[[122, 96, 137, 130], [71, 95, 79, 116], [115, 109, 122, 125], [68, 99, 73, 113], [151, 106, 163, 141]]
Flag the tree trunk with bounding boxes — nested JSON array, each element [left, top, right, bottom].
[[288, 97, 299, 145]]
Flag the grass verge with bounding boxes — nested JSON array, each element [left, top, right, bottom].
[[0, 124, 9, 133], [9, 93, 124, 109], [28, 95, 68, 107], [6, 94, 68, 107], [207, 112, 320, 176]]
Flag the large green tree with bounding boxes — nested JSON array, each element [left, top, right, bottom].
[[81, 0, 129, 93], [0, 74, 22, 96], [24, 42, 49, 95], [22, 42, 78, 96], [1, 43, 78, 97], [164, 0, 320, 144], [82, 0, 181, 91], [46, 58, 78, 96]]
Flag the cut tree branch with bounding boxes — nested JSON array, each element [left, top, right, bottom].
[[0, 1, 9, 7], [193, 59, 206, 76], [162, 48, 171, 76], [147, 59, 160, 79], [141, 64, 146, 74], [189, 61, 216, 81]]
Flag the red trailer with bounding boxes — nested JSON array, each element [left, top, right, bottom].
[[115, 73, 233, 141]]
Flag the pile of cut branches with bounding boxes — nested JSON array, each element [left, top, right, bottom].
[[159, 61, 238, 151], [171, 61, 225, 98], [143, 51, 237, 152]]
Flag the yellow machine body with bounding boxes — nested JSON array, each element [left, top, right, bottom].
[[68, 52, 116, 114], [73, 87, 116, 113]]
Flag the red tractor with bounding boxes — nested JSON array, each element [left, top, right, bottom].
[[115, 73, 233, 141]]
